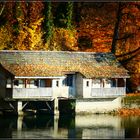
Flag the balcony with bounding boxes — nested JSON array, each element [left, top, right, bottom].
[[5, 87, 74, 99], [91, 87, 125, 97]]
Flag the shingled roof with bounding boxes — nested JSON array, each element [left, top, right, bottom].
[[0, 50, 129, 78]]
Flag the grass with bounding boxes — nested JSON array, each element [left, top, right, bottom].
[[117, 93, 140, 116], [122, 93, 140, 105]]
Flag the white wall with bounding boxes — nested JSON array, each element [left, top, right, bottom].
[[83, 79, 92, 98], [52, 78, 70, 98], [75, 97, 122, 114]]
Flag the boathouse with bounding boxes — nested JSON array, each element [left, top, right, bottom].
[[0, 50, 129, 115]]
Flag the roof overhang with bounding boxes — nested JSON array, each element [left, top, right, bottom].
[[15, 76, 66, 79]]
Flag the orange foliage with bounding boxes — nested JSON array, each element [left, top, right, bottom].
[[77, 3, 117, 52], [117, 108, 140, 116]]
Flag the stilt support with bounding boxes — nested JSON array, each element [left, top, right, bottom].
[[17, 101, 23, 116], [54, 98, 59, 115]]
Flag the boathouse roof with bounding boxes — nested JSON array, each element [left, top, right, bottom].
[[0, 50, 129, 78]]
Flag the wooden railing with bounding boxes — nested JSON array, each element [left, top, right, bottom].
[[91, 87, 125, 97], [13, 88, 53, 99], [6, 87, 74, 99]]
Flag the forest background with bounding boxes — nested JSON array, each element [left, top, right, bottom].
[[0, 1, 139, 92]]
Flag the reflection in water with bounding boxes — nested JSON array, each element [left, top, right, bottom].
[[75, 115, 124, 139], [0, 114, 140, 139]]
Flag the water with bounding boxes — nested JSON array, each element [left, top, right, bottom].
[[0, 114, 140, 139]]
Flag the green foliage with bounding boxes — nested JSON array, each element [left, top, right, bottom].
[[123, 95, 140, 105], [43, 2, 54, 43], [12, 23, 19, 36], [54, 2, 73, 29], [66, 2, 73, 29], [54, 3, 67, 28]]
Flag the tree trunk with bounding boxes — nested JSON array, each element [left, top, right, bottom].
[[111, 3, 122, 54]]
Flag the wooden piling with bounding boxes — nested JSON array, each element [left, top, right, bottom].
[[17, 101, 23, 116], [54, 98, 59, 115]]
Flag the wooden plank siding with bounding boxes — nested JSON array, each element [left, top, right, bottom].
[[91, 87, 125, 97]]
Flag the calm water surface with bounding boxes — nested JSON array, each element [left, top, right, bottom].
[[0, 114, 140, 139]]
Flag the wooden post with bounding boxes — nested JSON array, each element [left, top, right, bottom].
[[38, 79, 40, 87], [124, 78, 126, 87], [54, 98, 59, 115], [17, 101, 23, 116], [115, 79, 118, 87]]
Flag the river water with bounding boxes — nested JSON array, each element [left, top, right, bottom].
[[0, 114, 140, 139]]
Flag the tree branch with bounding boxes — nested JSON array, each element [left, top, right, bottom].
[[116, 47, 140, 58], [0, 2, 6, 16], [117, 33, 134, 40], [120, 52, 139, 64]]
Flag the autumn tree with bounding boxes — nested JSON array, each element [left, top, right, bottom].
[[112, 2, 140, 91], [15, 1, 44, 50]]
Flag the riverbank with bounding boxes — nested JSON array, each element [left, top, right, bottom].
[[117, 93, 140, 116]]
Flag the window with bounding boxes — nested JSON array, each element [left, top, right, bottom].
[[56, 81, 59, 87], [34, 80, 39, 86], [92, 79, 100, 84], [86, 81, 89, 87], [40, 79, 52, 87], [30, 80, 35, 85], [118, 78, 125, 87], [105, 79, 111, 84], [112, 78, 116, 87]]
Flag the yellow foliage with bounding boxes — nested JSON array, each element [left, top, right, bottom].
[[14, 18, 44, 50], [0, 26, 13, 50], [50, 27, 78, 51]]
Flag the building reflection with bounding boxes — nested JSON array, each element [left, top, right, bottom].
[[0, 114, 140, 138]]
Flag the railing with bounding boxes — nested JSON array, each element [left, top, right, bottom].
[[54, 87, 69, 98], [91, 87, 125, 97], [5, 87, 75, 99], [6, 87, 74, 99], [13, 88, 53, 99]]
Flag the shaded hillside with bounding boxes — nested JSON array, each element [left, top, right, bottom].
[[0, 1, 139, 91]]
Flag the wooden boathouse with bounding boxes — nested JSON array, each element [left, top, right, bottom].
[[0, 50, 130, 115]]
